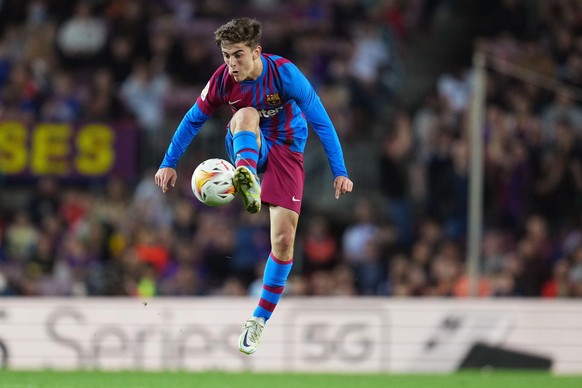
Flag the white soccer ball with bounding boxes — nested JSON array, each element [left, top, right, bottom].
[[191, 158, 237, 206]]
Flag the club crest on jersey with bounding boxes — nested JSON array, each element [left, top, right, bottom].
[[266, 93, 280, 105]]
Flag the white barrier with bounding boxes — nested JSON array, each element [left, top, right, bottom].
[[0, 298, 580, 374]]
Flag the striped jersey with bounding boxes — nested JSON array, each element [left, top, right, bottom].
[[161, 53, 348, 178]]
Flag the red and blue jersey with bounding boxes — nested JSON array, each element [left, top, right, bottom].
[[161, 53, 348, 179]]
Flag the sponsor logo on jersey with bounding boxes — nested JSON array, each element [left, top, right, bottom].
[[258, 106, 284, 118]]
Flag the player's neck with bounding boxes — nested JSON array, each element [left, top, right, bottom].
[[247, 55, 263, 81]]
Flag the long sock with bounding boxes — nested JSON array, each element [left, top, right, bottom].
[[233, 131, 259, 176], [254, 252, 293, 321]]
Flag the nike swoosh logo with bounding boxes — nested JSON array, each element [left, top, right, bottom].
[[242, 331, 251, 347], [292, 196, 301, 202], [228, 99, 242, 105]]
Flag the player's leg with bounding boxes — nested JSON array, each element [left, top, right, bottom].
[[239, 206, 298, 355], [229, 107, 262, 213], [256, 205, 297, 319]]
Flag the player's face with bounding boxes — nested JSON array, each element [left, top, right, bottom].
[[221, 42, 262, 82]]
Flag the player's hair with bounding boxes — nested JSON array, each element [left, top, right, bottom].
[[214, 18, 262, 48]]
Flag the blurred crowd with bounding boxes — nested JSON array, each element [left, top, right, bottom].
[[371, 0, 582, 298], [1, 0, 582, 299], [0, 0, 410, 145]]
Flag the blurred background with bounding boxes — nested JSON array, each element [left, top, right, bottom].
[[0, 0, 581, 302]]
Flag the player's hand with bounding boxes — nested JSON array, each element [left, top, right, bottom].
[[155, 167, 177, 193], [334, 176, 353, 199]]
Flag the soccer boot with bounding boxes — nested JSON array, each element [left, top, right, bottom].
[[233, 166, 261, 213], [238, 316, 265, 355]]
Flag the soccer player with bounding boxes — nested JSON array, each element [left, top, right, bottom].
[[154, 18, 353, 355]]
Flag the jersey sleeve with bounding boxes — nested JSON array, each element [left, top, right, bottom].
[[160, 102, 210, 168], [279, 62, 349, 179], [160, 70, 224, 169]]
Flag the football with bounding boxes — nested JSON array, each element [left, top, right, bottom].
[[191, 158, 237, 206]]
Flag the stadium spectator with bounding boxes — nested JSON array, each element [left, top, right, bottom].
[[120, 58, 170, 134], [308, 270, 336, 296], [300, 213, 340, 274], [4, 209, 39, 263], [331, 262, 358, 295], [348, 17, 394, 130], [1, 61, 40, 122], [436, 66, 471, 114], [485, 108, 532, 230], [170, 35, 215, 86], [378, 111, 415, 247], [379, 253, 410, 296], [40, 71, 82, 122], [83, 67, 132, 121], [541, 91, 582, 141], [542, 259, 571, 297], [532, 119, 582, 228], [487, 0, 530, 40], [341, 198, 384, 294], [106, 35, 137, 84], [230, 210, 271, 286], [55, 0, 108, 70], [158, 240, 204, 296], [193, 211, 236, 292], [429, 240, 463, 296]]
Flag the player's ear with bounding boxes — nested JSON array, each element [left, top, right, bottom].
[[253, 45, 262, 59]]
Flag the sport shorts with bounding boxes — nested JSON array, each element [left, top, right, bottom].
[[225, 129, 304, 214]]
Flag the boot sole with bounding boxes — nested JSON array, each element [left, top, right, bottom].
[[234, 168, 261, 213]]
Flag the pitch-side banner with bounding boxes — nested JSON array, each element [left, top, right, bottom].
[[0, 298, 580, 374], [0, 120, 139, 179]]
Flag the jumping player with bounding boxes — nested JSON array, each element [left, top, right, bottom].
[[155, 18, 353, 355]]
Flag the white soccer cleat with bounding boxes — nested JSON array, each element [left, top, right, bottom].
[[238, 316, 265, 355]]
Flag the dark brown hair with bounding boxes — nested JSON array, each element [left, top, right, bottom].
[[214, 18, 262, 48]]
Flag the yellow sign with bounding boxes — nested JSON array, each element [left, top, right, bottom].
[[0, 121, 118, 177]]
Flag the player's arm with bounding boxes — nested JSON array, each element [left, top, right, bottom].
[[155, 103, 209, 192], [281, 63, 353, 197], [156, 73, 223, 193]]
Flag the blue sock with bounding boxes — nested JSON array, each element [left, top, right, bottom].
[[233, 131, 258, 175], [254, 253, 293, 321]]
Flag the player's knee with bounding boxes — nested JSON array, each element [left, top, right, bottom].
[[271, 231, 295, 258], [235, 107, 259, 117], [231, 107, 260, 133]]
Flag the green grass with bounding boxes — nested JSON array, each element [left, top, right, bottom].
[[0, 370, 581, 388]]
